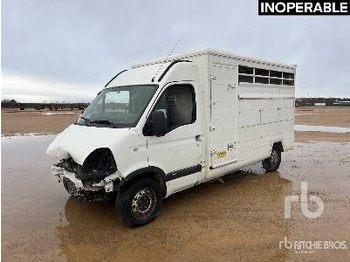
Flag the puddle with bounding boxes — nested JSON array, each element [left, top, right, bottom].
[[1, 133, 55, 138], [41, 112, 76, 116], [295, 113, 314, 116], [295, 124, 350, 133], [2, 136, 350, 261]]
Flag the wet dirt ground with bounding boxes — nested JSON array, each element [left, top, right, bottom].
[[3, 106, 349, 137], [2, 135, 350, 261], [1, 109, 81, 136]]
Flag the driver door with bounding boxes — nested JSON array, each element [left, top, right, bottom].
[[146, 83, 202, 194]]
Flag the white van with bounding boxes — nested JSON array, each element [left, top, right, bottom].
[[47, 49, 296, 227]]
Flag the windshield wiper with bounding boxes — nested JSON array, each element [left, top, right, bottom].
[[79, 117, 122, 127], [89, 120, 116, 127], [80, 116, 91, 125]]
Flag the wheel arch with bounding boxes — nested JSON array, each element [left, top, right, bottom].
[[123, 167, 167, 197], [273, 141, 284, 152]]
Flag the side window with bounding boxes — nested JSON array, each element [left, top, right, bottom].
[[153, 84, 196, 131]]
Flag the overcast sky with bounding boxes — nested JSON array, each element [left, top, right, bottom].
[[2, 0, 350, 102]]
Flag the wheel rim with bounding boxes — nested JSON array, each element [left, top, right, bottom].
[[269, 149, 279, 166], [131, 187, 157, 220], [271, 150, 277, 162]]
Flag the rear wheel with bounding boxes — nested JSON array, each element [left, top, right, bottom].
[[115, 178, 163, 227], [262, 147, 281, 172]]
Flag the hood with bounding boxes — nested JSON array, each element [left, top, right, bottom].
[[47, 124, 130, 165]]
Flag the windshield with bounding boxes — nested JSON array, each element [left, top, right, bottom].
[[77, 85, 158, 128]]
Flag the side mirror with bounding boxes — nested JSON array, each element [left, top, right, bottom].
[[143, 110, 167, 137]]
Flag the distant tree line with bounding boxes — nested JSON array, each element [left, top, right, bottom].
[[295, 97, 350, 107], [2, 97, 349, 110], [1, 99, 89, 111]]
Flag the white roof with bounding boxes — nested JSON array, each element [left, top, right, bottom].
[[107, 48, 296, 87], [134, 48, 297, 70], [106, 62, 172, 87]]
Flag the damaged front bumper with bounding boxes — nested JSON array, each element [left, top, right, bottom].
[[51, 164, 123, 198]]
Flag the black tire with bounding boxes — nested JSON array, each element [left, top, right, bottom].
[[115, 178, 163, 227], [262, 147, 281, 172]]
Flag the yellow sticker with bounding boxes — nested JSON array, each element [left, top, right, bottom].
[[217, 151, 227, 158]]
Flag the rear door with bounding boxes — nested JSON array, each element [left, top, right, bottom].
[[209, 63, 238, 169]]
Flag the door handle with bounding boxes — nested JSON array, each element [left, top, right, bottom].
[[195, 135, 202, 142]]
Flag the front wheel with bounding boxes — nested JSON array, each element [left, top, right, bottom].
[[115, 178, 163, 227], [262, 147, 281, 172]]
